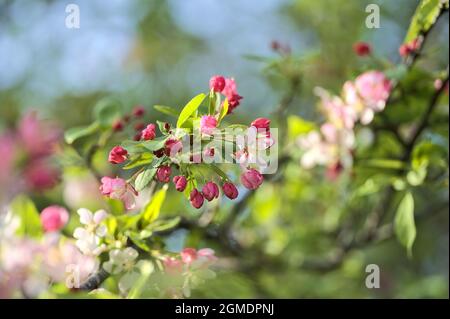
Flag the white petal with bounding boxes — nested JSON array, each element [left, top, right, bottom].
[[95, 225, 107, 237], [73, 227, 88, 240], [93, 210, 108, 224], [124, 247, 139, 261], [77, 208, 93, 225]]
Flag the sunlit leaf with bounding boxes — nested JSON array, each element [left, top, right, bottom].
[[64, 122, 100, 144], [142, 184, 168, 225], [176, 93, 206, 128], [10, 195, 43, 238], [394, 192, 416, 257]]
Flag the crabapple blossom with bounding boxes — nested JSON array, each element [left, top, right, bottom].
[[173, 175, 187, 192], [73, 208, 108, 256], [133, 105, 145, 117], [353, 41, 372, 56], [202, 181, 219, 201], [103, 247, 139, 275], [222, 182, 239, 200], [241, 169, 264, 190], [163, 257, 183, 274], [100, 176, 138, 210], [354, 71, 392, 112], [40, 206, 69, 232], [209, 75, 226, 92], [24, 160, 59, 190], [164, 138, 183, 157], [112, 119, 124, 132], [221, 77, 243, 113], [108, 146, 128, 164], [200, 115, 218, 135], [141, 124, 156, 141], [189, 188, 204, 209], [156, 165, 172, 183], [399, 38, 421, 57]]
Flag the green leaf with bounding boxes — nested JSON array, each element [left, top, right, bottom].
[[156, 121, 169, 135], [394, 192, 416, 257], [123, 153, 154, 170], [287, 115, 316, 139], [176, 93, 206, 128], [120, 140, 147, 154], [142, 185, 168, 226], [135, 168, 156, 192], [217, 98, 229, 124], [64, 122, 100, 144], [405, 0, 444, 42], [127, 231, 151, 252], [148, 216, 181, 232], [10, 195, 43, 238], [93, 98, 122, 128], [142, 136, 168, 152], [154, 105, 178, 117], [362, 159, 407, 170]]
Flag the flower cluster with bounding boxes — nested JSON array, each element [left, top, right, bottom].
[[298, 70, 392, 176], [0, 112, 61, 202], [162, 248, 217, 298], [103, 76, 275, 210]]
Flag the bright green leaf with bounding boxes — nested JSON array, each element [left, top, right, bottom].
[[134, 168, 156, 192], [154, 105, 178, 117], [405, 0, 444, 42], [287, 115, 316, 139], [123, 153, 154, 170], [218, 98, 229, 124], [394, 192, 416, 257], [176, 93, 206, 128], [10, 195, 43, 238], [142, 184, 168, 225], [64, 122, 100, 144]]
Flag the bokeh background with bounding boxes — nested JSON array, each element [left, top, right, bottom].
[[0, 0, 448, 298]]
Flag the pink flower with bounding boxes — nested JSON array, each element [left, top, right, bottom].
[[197, 248, 217, 265], [18, 112, 60, 158], [202, 181, 219, 201], [163, 257, 183, 274], [100, 176, 138, 210], [250, 118, 271, 137], [241, 169, 264, 190], [164, 138, 183, 157], [354, 71, 392, 112], [181, 248, 197, 264], [209, 75, 226, 92], [156, 165, 171, 183], [222, 182, 238, 200], [200, 116, 218, 135], [399, 38, 421, 57], [221, 78, 243, 113], [141, 124, 156, 141], [24, 160, 59, 191], [108, 146, 128, 164], [189, 188, 204, 209], [40, 206, 69, 232], [326, 162, 344, 181], [133, 105, 145, 117], [173, 175, 187, 192], [353, 42, 371, 56]]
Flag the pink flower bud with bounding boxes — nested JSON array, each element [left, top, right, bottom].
[[112, 120, 124, 132], [180, 248, 197, 264], [222, 182, 238, 200], [202, 181, 219, 201], [200, 115, 218, 135], [141, 124, 156, 141], [164, 138, 183, 157], [173, 175, 187, 192], [209, 75, 226, 92], [353, 42, 371, 56], [189, 188, 204, 209], [108, 146, 128, 164], [156, 165, 171, 183], [40, 206, 69, 232], [251, 118, 271, 130], [241, 169, 264, 190], [133, 105, 145, 117]]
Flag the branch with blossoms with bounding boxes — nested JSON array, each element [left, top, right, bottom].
[[64, 75, 278, 295]]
